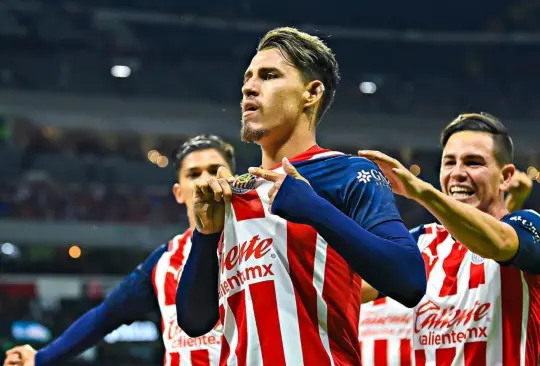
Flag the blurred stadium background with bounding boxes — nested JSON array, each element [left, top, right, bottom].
[[1, 0, 539, 364]]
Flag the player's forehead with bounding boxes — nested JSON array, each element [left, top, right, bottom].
[[442, 131, 495, 160], [244, 48, 296, 78], [180, 148, 229, 171]]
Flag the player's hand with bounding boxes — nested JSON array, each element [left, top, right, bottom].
[[4, 345, 36, 366], [505, 170, 533, 211], [357, 150, 429, 200], [193, 166, 234, 234], [248, 157, 310, 213]]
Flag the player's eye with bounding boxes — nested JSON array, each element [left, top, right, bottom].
[[443, 161, 455, 167], [187, 172, 201, 179], [264, 72, 277, 80]]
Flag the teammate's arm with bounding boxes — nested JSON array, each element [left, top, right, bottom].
[[255, 158, 427, 308], [29, 245, 164, 365], [359, 150, 540, 274]]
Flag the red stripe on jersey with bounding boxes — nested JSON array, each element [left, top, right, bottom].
[[323, 245, 362, 365], [191, 349, 210, 366], [423, 227, 449, 280], [373, 297, 387, 306], [435, 347, 456, 366], [250, 281, 287, 365], [218, 305, 231, 366], [268, 145, 333, 170], [285, 222, 332, 365], [170, 352, 180, 366], [524, 273, 540, 366], [439, 242, 467, 297], [373, 339, 388, 365], [231, 191, 265, 222], [464, 341, 486, 366], [500, 266, 524, 366], [400, 339, 412, 366], [468, 261, 485, 290], [414, 349, 426, 366], [227, 289, 247, 365], [164, 232, 191, 305]]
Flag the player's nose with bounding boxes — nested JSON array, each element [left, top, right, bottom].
[[242, 78, 260, 98]]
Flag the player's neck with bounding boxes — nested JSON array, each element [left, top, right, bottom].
[[260, 125, 316, 169], [485, 200, 509, 220]]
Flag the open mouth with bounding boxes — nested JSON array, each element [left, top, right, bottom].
[[449, 186, 475, 199]]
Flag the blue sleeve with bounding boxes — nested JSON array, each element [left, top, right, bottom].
[[35, 245, 165, 366], [409, 225, 427, 244], [500, 210, 540, 274], [272, 175, 427, 308], [176, 230, 221, 337], [342, 158, 403, 230]]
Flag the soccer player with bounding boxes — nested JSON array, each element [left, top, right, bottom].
[[4, 135, 234, 366], [357, 170, 533, 366], [175, 27, 427, 365], [358, 113, 540, 365]]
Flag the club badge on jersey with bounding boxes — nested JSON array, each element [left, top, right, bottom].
[[230, 173, 258, 194]]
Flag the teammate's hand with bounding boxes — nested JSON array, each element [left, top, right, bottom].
[[193, 166, 234, 234], [249, 157, 310, 213], [358, 150, 429, 200], [4, 345, 36, 366], [505, 170, 533, 211]]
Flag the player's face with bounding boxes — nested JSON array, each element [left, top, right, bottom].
[[241, 48, 308, 143], [440, 131, 514, 213], [172, 148, 230, 213]]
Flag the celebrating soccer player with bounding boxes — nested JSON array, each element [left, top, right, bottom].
[[358, 169, 534, 366], [4, 135, 234, 366], [358, 113, 540, 365], [176, 27, 427, 365]]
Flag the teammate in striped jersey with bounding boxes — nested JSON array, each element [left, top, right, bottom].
[[4, 135, 235, 366], [358, 113, 540, 366], [176, 27, 427, 366], [357, 171, 533, 366]]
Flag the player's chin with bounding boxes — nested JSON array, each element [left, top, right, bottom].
[[240, 123, 268, 143]]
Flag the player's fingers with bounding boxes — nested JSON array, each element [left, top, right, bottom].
[[6, 347, 26, 356], [217, 178, 233, 203], [267, 180, 281, 200], [248, 167, 280, 182], [217, 166, 234, 182], [358, 150, 398, 166], [282, 158, 298, 177], [207, 178, 224, 202], [268, 190, 279, 213]]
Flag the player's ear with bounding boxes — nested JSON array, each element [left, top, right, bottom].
[[172, 183, 185, 204], [500, 164, 516, 192], [303, 80, 325, 109]]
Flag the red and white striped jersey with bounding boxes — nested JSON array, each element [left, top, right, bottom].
[[359, 297, 413, 366], [217, 146, 404, 366], [152, 229, 222, 366], [412, 222, 540, 366]]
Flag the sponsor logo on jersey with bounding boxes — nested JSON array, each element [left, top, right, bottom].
[[356, 169, 391, 188], [414, 300, 491, 346], [219, 234, 275, 298]]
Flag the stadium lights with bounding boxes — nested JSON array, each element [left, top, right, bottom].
[[410, 164, 421, 176], [157, 155, 169, 168], [69, 245, 82, 259], [111, 65, 131, 78], [359, 81, 377, 94]]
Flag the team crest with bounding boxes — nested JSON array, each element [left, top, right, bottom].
[[471, 253, 485, 264], [230, 173, 257, 194]]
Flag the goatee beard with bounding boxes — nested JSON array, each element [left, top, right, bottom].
[[241, 122, 269, 143]]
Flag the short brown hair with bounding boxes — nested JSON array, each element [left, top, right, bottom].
[[440, 112, 514, 165], [257, 27, 340, 124]]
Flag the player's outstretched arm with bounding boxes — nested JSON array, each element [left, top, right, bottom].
[[250, 158, 427, 308], [11, 245, 165, 366], [359, 150, 540, 274]]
